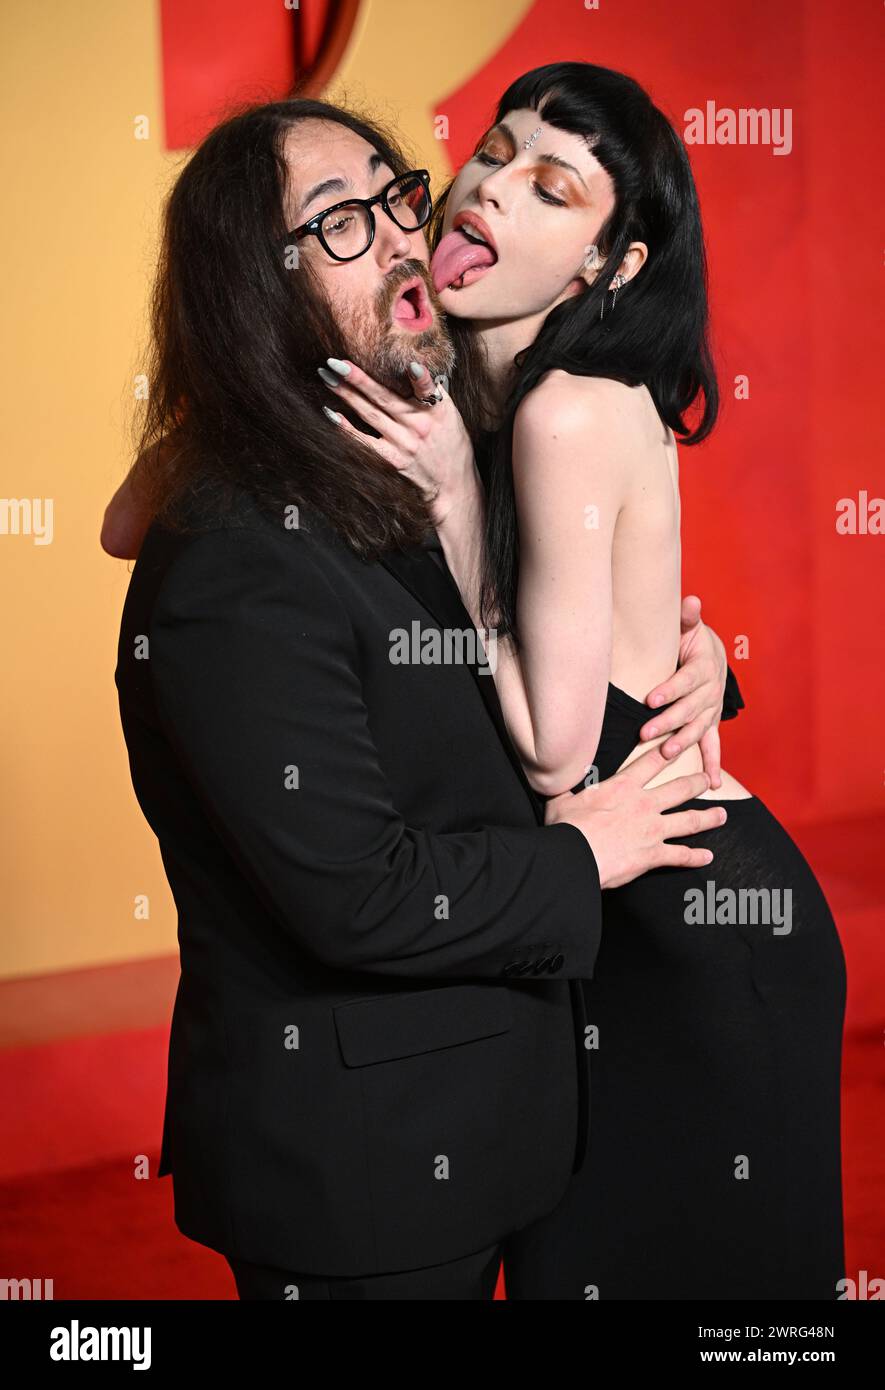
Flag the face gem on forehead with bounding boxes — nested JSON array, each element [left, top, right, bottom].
[[523, 127, 543, 149]]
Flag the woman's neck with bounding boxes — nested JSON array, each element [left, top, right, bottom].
[[469, 298, 573, 429]]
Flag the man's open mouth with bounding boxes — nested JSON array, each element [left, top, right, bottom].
[[391, 276, 435, 331]]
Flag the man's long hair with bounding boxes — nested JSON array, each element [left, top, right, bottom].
[[135, 96, 432, 557]]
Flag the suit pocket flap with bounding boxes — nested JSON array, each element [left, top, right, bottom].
[[333, 984, 513, 1068]]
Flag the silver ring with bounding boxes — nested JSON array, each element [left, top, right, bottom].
[[418, 387, 443, 407]]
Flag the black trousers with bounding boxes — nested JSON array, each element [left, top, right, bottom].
[[227, 1242, 502, 1300]]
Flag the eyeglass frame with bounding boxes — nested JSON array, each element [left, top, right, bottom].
[[283, 168, 433, 263]]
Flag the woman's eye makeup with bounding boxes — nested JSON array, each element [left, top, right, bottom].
[[473, 147, 568, 206]]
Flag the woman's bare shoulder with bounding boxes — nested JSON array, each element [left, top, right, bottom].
[[527, 370, 652, 432], [512, 371, 633, 503], [535, 372, 677, 459]]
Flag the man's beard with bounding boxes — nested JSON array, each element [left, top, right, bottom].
[[340, 259, 456, 395]]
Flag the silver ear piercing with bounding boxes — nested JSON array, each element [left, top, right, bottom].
[[523, 126, 542, 149], [600, 272, 628, 320]]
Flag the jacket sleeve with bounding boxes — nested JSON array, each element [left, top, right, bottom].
[[721, 664, 745, 721], [147, 524, 602, 981]]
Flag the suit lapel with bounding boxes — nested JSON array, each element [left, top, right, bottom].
[[378, 542, 543, 824]]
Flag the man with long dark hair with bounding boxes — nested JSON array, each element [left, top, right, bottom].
[[111, 97, 729, 1299]]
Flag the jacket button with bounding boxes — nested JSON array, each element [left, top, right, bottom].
[[503, 961, 525, 976], [548, 954, 564, 972], [533, 957, 552, 974]]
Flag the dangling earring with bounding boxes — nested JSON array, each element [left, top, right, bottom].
[[600, 272, 627, 320]]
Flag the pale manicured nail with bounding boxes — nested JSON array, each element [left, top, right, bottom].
[[409, 361, 424, 378], [322, 406, 342, 423], [326, 358, 351, 374], [318, 366, 340, 386], [646, 726, 658, 738]]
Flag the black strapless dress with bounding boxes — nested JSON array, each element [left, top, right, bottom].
[[501, 681, 847, 1300]]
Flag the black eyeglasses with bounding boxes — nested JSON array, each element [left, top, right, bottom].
[[284, 169, 432, 263]]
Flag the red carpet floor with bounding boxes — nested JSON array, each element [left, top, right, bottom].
[[2, 813, 882, 1300]]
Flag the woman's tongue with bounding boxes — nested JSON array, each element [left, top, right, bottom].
[[431, 229, 496, 293]]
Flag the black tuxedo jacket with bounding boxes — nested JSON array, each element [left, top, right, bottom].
[[115, 480, 602, 1276]]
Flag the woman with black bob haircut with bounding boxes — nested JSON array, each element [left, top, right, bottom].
[[433, 59, 719, 642]]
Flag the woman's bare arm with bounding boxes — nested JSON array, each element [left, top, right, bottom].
[[437, 373, 626, 797], [99, 431, 184, 560], [101, 467, 153, 559]]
